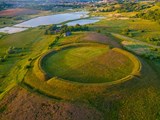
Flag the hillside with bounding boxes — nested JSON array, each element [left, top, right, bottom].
[[0, 1, 160, 120]]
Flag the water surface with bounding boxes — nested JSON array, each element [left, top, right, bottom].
[[14, 12, 89, 28], [0, 12, 103, 34]]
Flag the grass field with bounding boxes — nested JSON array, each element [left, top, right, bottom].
[[0, 29, 159, 120], [21, 40, 141, 107], [0, 26, 56, 99], [91, 11, 160, 46], [42, 45, 133, 83], [0, 5, 160, 119]]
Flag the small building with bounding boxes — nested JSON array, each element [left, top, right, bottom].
[[64, 31, 72, 37], [54, 29, 61, 34]]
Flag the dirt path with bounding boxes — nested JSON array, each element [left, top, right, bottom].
[[111, 33, 160, 49]]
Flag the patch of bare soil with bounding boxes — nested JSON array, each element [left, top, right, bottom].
[[82, 32, 122, 48], [0, 8, 40, 17], [0, 87, 103, 120]]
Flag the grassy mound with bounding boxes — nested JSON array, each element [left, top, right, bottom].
[[24, 43, 141, 100], [41, 43, 134, 83]]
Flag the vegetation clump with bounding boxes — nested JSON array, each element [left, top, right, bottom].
[[121, 29, 133, 37], [135, 9, 160, 24], [45, 24, 89, 35], [0, 57, 5, 62], [0, 2, 13, 11], [48, 36, 60, 49], [47, 24, 89, 48], [25, 65, 32, 69], [6, 46, 23, 54], [0, 54, 8, 62], [99, 3, 152, 13]]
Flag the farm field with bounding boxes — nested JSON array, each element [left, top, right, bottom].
[[0, 1, 160, 120], [0, 8, 40, 17]]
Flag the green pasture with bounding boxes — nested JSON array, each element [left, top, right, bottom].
[[42, 45, 133, 83], [0, 27, 56, 98], [91, 14, 160, 46], [0, 5, 160, 119]]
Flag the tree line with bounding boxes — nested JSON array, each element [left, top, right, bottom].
[[135, 9, 160, 24], [99, 3, 151, 13], [0, 2, 13, 11], [45, 24, 89, 35]]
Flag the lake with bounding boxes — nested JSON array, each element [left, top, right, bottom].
[[14, 11, 89, 28], [66, 17, 102, 26], [0, 12, 102, 34]]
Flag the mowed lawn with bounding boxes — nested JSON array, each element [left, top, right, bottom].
[[43, 45, 134, 83]]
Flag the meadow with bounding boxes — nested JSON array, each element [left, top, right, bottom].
[[42, 45, 134, 83], [0, 2, 160, 120]]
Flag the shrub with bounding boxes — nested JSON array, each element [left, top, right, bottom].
[[28, 58, 32, 61], [3, 55, 8, 59], [123, 28, 131, 33], [157, 42, 160, 46], [0, 54, 8, 62], [135, 9, 160, 24], [97, 30, 101, 33], [146, 37, 151, 42], [6, 46, 15, 54], [48, 35, 60, 48], [0, 58, 5, 62], [128, 33, 133, 37], [0, 74, 6, 78], [19, 53, 25, 56], [25, 65, 31, 69]]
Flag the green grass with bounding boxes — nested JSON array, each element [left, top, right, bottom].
[[0, 28, 40, 76], [0, 7, 160, 120], [42, 45, 133, 83], [43, 45, 109, 82], [91, 16, 160, 46], [111, 33, 160, 60], [23, 42, 140, 102], [0, 26, 57, 98]]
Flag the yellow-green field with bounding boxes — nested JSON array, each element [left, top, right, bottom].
[[42, 45, 134, 83], [0, 3, 160, 119]]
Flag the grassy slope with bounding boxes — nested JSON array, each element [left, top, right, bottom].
[[91, 4, 160, 45], [43, 46, 109, 83], [1, 27, 159, 119], [0, 27, 56, 99], [89, 8, 160, 119], [43, 46, 133, 83], [0, 5, 160, 119], [92, 18, 160, 44]]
